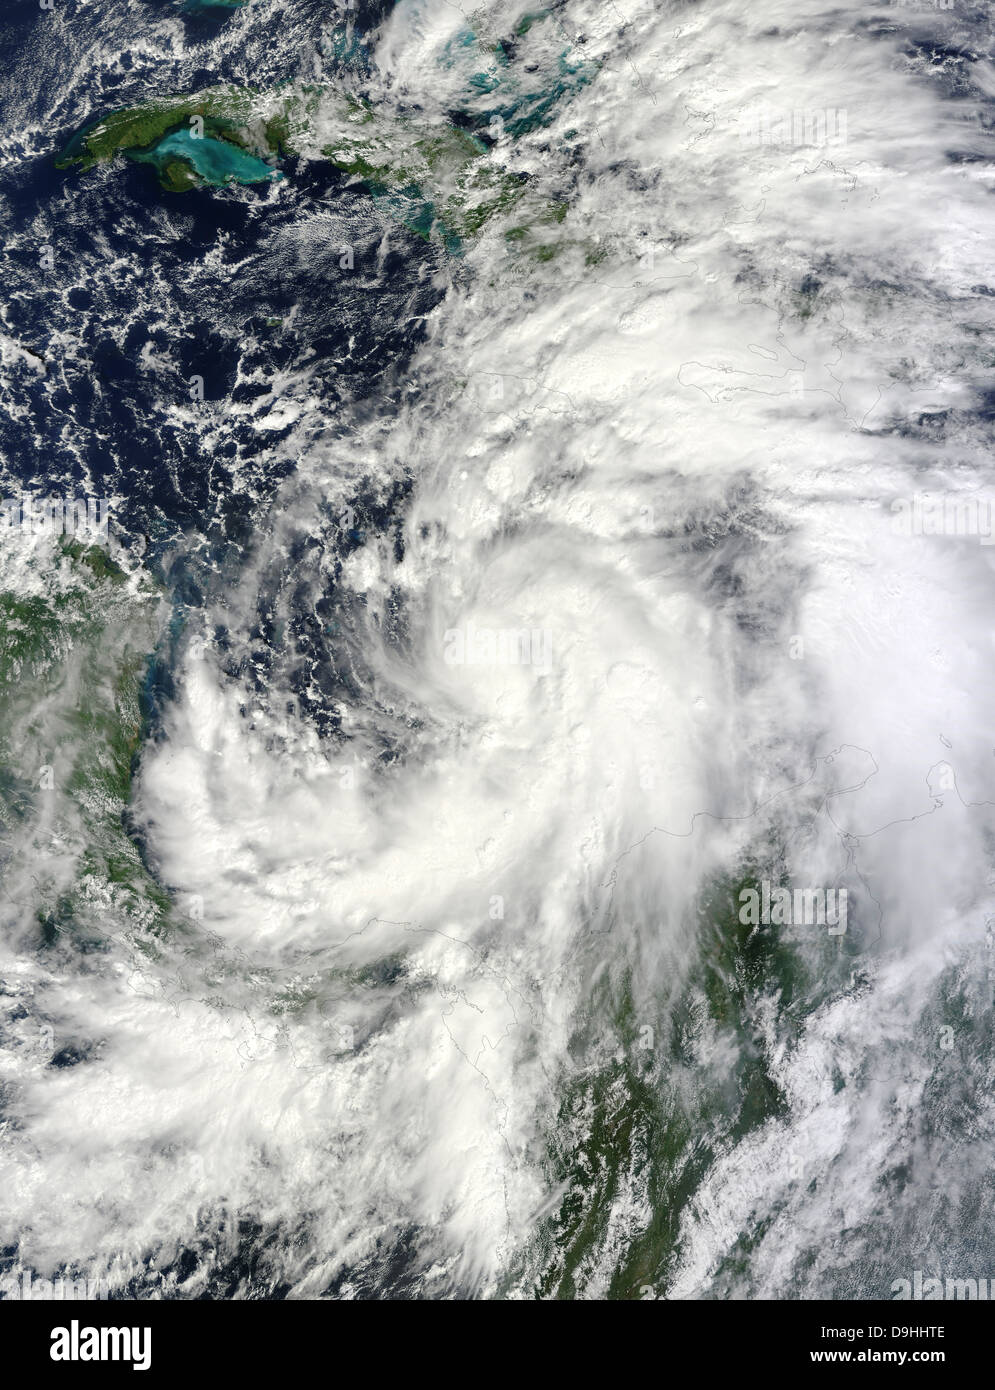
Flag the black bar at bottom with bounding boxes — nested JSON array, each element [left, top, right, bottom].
[[0, 1298, 982, 1376]]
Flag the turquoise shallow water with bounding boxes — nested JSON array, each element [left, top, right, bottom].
[[15, 0, 995, 1309], [131, 127, 282, 186]]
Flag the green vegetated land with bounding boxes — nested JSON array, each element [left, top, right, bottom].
[[55, 85, 557, 252], [0, 540, 170, 958], [55, 10, 596, 256], [55, 88, 287, 186], [511, 859, 867, 1299]]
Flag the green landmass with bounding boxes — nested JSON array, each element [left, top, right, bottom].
[[53, 13, 591, 253], [0, 539, 170, 956]]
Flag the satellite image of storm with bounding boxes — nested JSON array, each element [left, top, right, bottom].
[[0, 0, 993, 1317]]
